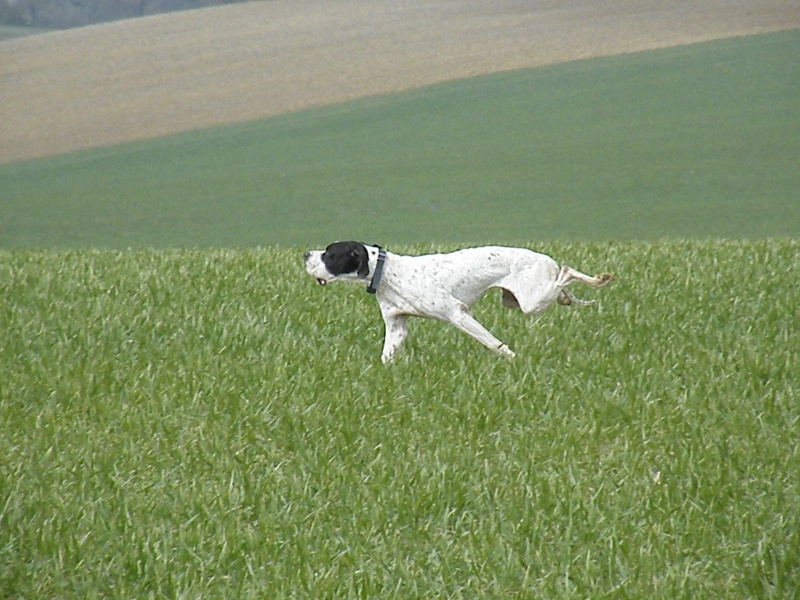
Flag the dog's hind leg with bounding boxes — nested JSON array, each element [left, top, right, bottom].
[[554, 265, 613, 308], [558, 288, 595, 306], [556, 265, 613, 288]]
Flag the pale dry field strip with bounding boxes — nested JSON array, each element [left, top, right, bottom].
[[1, 0, 799, 164]]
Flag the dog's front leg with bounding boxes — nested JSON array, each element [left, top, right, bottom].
[[380, 313, 408, 363], [447, 304, 515, 359]]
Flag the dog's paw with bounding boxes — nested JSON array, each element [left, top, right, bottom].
[[497, 344, 516, 359], [596, 273, 614, 286]]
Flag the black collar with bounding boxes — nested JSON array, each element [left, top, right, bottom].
[[366, 247, 387, 294]]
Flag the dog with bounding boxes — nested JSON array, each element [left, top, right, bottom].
[[304, 241, 613, 363]]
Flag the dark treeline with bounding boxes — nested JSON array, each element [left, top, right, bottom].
[[0, 0, 254, 29]]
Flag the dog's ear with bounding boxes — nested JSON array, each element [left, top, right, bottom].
[[322, 241, 369, 278], [354, 245, 370, 278]]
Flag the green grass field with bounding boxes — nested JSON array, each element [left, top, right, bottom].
[[1, 240, 798, 598], [1, 30, 799, 247]]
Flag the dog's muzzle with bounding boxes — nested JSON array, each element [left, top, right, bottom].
[[304, 251, 328, 285]]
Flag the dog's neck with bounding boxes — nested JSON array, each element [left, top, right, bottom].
[[366, 247, 387, 294]]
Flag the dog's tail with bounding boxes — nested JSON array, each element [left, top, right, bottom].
[[557, 289, 595, 307]]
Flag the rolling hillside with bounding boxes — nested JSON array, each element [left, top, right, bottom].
[[2, 0, 799, 164]]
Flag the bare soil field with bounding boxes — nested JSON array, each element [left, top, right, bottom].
[[1, 0, 798, 164]]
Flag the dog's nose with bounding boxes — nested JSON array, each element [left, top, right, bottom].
[[303, 250, 311, 263]]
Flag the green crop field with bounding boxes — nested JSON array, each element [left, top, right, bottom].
[[1, 30, 799, 248], [1, 240, 798, 598]]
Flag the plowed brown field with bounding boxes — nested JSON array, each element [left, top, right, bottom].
[[2, 0, 798, 164]]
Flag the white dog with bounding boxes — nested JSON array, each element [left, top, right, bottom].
[[304, 241, 613, 363]]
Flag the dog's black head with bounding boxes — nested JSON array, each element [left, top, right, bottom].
[[322, 241, 370, 278], [304, 241, 372, 286]]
